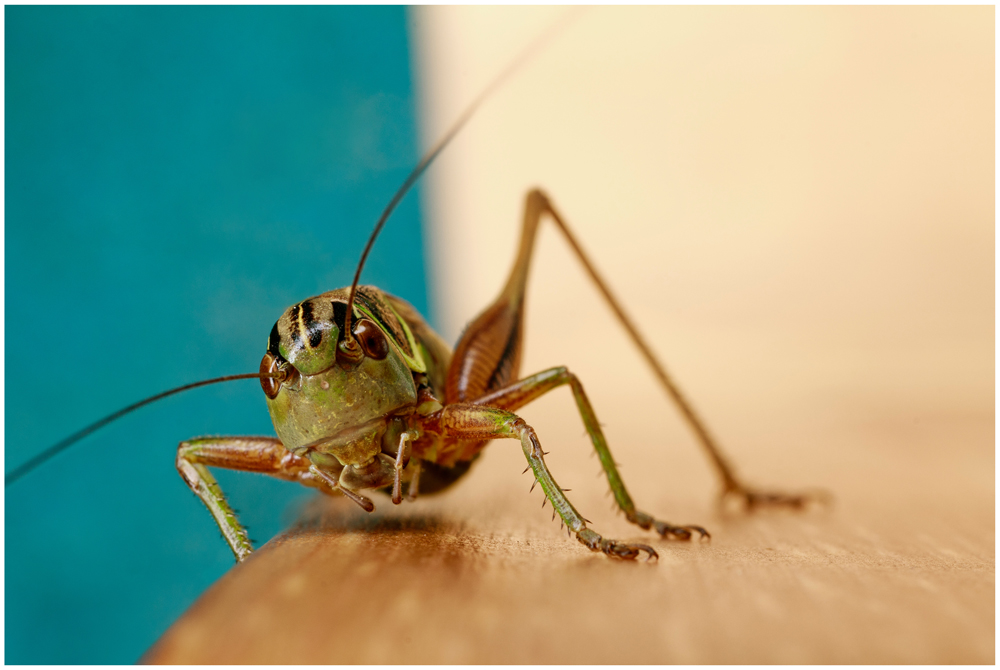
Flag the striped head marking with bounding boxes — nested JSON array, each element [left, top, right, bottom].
[[262, 292, 395, 383], [258, 292, 418, 455], [268, 298, 341, 376]]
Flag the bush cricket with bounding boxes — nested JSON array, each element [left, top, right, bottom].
[[9, 88, 816, 567], [8, 9, 820, 660], [7, 10, 819, 564]]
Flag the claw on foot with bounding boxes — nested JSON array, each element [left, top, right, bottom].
[[722, 486, 831, 512], [601, 539, 658, 561], [631, 511, 711, 542], [577, 528, 658, 561], [653, 521, 711, 542]]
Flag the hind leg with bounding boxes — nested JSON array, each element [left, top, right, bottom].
[[449, 189, 821, 511]]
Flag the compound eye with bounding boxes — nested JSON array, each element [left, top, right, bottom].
[[354, 319, 388, 360], [259, 351, 284, 399]]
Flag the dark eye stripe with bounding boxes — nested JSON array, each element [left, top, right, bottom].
[[268, 322, 281, 355], [331, 301, 348, 333], [299, 300, 323, 348]]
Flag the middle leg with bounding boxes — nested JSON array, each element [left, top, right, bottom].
[[431, 403, 658, 560], [473, 367, 708, 541]]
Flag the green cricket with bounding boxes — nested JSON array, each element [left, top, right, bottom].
[[5, 23, 819, 563]]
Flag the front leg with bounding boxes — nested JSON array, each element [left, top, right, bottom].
[[176, 436, 328, 562], [431, 404, 657, 560]]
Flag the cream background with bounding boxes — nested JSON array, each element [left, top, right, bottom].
[[410, 6, 992, 503]]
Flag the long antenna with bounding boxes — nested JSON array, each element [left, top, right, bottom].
[[7, 11, 583, 487], [5, 372, 282, 486], [341, 9, 583, 345]]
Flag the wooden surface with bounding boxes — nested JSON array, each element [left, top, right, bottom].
[[145, 7, 993, 665], [144, 408, 993, 664]]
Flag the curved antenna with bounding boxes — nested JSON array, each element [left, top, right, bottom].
[[9, 12, 584, 487], [5, 372, 283, 486], [342, 9, 583, 345]]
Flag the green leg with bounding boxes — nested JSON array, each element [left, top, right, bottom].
[[434, 403, 657, 559], [475, 367, 708, 541], [176, 436, 321, 562]]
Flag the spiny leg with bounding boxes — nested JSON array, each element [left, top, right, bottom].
[[433, 403, 657, 560], [176, 436, 332, 562], [475, 367, 707, 541]]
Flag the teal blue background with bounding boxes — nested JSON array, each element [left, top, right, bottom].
[[6, 7, 429, 663]]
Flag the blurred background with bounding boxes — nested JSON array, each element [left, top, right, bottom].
[[415, 6, 992, 435], [6, 6, 994, 663]]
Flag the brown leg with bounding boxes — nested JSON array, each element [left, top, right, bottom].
[[391, 431, 414, 505], [405, 459, 422, 502], [448, 188, 815, 508], [176, 436, 334, 562]]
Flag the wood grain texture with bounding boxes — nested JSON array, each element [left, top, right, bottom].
[[144, 409, 992, 664], [145, 7, 992, 664]]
